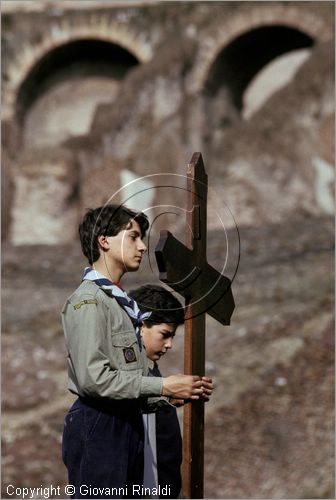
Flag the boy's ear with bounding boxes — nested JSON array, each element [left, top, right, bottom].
[[139, 320, 145, 330], [97, 234, 110, 250]]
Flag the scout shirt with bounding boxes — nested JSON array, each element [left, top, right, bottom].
[[62, 280, 163, 400], [142, 361, 182, 499], [143, 358, 159, 496]]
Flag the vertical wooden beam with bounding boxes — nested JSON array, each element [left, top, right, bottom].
[[155, 152, 234, 496], [183, 311, 205, 498], [182, 153, 208, 499]]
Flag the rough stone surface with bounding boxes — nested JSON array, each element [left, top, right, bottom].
[[10, 148, 79, 244], [1, 2, 335, 498], [2, 215, 334, 499], [2, 2, 335, 241]]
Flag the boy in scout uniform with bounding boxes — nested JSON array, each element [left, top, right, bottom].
[[129, 284, 185, 499], [61, 204, 213, 499]]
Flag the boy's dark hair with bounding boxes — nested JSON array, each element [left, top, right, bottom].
[[79, 204, 149, 264], [129, 284, 185, 326]]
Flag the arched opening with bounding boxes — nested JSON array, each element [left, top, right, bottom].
[[204, 25, 314, 112], [10, 38, 140, 245], [243, 48, 311, 119], [17, 39, 139, 148]]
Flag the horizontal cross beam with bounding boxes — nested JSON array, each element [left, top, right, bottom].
[[155, 230, 235, 325]]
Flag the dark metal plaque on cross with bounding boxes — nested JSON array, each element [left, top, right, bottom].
[[155, 152, 235, 498]]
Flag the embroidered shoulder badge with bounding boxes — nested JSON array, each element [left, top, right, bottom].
[[74, 299, 98, 310], [123, 347, 137, 364]]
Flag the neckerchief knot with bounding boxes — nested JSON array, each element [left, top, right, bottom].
[[83, 267, 151, 350]]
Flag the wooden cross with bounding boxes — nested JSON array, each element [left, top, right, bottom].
[[155, 152, 235, 498]]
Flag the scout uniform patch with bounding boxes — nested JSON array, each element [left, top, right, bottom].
[[123, 347, 137, 363], [73, 299, 98, 310]]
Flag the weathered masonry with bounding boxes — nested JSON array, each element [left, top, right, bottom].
[[1, 1, 334, 244]]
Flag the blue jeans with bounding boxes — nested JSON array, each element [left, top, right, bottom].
[[62, 397, 144, 499]]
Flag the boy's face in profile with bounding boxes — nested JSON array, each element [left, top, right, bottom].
[[141, 322, 177, 362], [104, 219, 147, 273]]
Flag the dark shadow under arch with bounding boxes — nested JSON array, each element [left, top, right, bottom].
[[203, 25, 314, 112], [16, 39, 140, 123]]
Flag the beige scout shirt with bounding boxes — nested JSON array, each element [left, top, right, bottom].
[[62, 280, 163, 400]]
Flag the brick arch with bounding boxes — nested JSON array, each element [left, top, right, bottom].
[[186, 5, 332, 94], [2, 20, 153, 121]]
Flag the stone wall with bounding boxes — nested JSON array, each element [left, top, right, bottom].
[[1, 2, 334, 498], [2, 1, 334, 244]]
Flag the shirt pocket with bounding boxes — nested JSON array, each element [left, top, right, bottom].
[[111, 331, 141, 370]]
